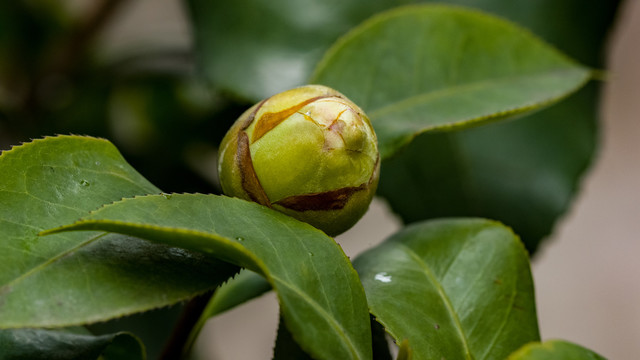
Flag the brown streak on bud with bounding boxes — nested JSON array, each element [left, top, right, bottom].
[[241, 99, 268, 130], [274, 184, 367, 211], [251, 95, 333, 143], [236, 131, 271, 207]]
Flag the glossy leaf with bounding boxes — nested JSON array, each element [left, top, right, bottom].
[[374, 0, 619, 253], [311, 5, 591, 159], [508, 340, 606, 360], [0, 328, 145, 360], [353, 218, 539, 360], [43, 194, 372, 360], [0, 135, 238, 328]]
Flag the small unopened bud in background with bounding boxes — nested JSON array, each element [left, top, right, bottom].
[[218, 85, 379, 236]]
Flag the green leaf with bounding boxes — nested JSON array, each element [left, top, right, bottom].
[[508, 340, 606, 360], [425, 0, 619, 68], [0, 135, 238, 328], [0, 328, 145, 360], [311, 5, 591, 159], [353, 218, 539, 360], [43, 194, 372, 360], [371, 0, 620, 254], [186, 0, 401, 101]]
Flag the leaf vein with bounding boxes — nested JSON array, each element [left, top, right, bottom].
[[398, 243, 473, 360]]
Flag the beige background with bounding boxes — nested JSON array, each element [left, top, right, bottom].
[[82, 0, 640, 358]]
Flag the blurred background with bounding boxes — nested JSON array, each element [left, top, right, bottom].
[[1, 0, 639, 359]]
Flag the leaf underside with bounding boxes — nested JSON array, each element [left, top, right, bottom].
[[0, 328, 145, 360]]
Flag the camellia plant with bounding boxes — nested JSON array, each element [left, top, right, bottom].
[[0, 1, 621, 359]]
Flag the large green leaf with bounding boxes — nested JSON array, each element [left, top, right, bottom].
[[353, 219, 539, 360], [0, 135, 238, 328], [508, 340, 606, 360], [365, 1, 618, 253], [43, 194, 372, 360], [0, 328, 145, 360], [311, 5, 591, 159]]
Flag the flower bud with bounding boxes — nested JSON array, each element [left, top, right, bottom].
[[218, 85, 379, 236]]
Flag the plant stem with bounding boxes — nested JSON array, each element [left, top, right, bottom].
[[159, 291, 215, 360]]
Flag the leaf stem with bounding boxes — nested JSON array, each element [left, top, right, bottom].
[[159, 290, 215, 360]]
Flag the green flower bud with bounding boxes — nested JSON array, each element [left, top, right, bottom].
[[218, 84, 379, 236]]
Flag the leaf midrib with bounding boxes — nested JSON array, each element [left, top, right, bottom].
[[271, 274, 361, 360], [369, 67, 588, 121], [1, 232, 109, 290], [399, 243, 474, 360]]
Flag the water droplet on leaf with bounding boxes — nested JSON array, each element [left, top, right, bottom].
[[161, 193, 172, 200], [79, 180, 90, 187], [374, 272, 392, 283], [235, 237, 244, 241]]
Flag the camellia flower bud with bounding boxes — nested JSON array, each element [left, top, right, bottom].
[[218, 85, 379, 236]]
